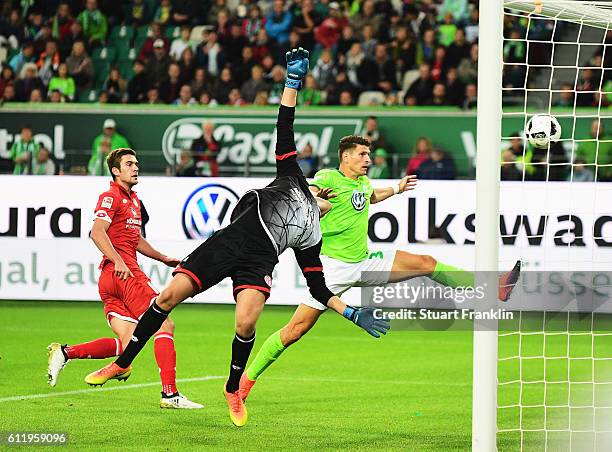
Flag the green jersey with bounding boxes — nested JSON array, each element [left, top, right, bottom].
[[10, 139, 40, 175], [311, 169, 373, 263]]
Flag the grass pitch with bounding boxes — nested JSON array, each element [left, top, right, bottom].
[[1, 301, 476, 451]]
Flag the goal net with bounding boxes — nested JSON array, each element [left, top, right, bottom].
[[475, 1, 612, 450]]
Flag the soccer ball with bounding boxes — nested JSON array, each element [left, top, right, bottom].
[[526, 114, 562, 149]]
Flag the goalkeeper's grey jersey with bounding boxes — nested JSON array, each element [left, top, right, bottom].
[[238, 175, 322, 255]]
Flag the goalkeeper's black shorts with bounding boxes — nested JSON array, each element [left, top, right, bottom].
[[173, 200, 278, 300]]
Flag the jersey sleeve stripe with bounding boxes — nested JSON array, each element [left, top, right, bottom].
[[275, 151, 297, 160], [303, 266, 323, 272]]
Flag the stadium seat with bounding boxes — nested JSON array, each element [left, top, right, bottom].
[[402, 69, 420, 91], [136, 25, 151, 40], [116, 59, 135, 80], [165, 26, 180, 39], [190, 25, 213, 45], [115, 44, 137, 61], [357, 91, 385, 106], [92, 46, 117, 62], [92, 60, 110, 88], [78, 88, 99, 103], [0, 47, 7, 65], [109, 25, 134, 43]]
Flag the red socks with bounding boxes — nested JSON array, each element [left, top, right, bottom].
[[154, 332, 177, 395], [65, 338, 122, 359]]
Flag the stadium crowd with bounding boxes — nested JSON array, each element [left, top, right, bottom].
[[0, 0, 485, 107]]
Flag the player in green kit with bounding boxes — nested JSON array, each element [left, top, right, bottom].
[[239, 136, 521, 400]]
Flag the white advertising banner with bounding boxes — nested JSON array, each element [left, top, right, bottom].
[[1, 176, 611, 303]]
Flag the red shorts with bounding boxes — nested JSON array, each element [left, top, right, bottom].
[[98, 263, 158, 325]]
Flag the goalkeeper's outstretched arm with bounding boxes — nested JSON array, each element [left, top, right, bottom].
[[275, 48, 309, 178]]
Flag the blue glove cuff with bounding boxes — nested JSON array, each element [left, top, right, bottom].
[[343, 306, 357, 321], [285, 77, 302, 90]]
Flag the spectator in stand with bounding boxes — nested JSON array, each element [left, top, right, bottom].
[[437, 13, 457, 47], [61, 20, 86, 59], [227, 88, 247, 105], [48, 89, 63, 103], [253, 90, 269, 105], [0, 66, 15, 98], [243, 5, 266, 44], [314, 2, 347, 50], [174, 84, 197, 105], [406, 63, 434, 105], [506, 133, 525, 159], [428, 82, 447, 106], [29, 88, 44, 102], [576, 119, 612, 181], [500, 149, 523, 181], [339, 89, 354, 106], [438, 0, 469, 24], [267, 65, 286, 103], [191, 121, 220, 177], [458, 42, 478, 84], [462, 83, 477, 109], [337, 25, 358, 57], [15, 63, 45, 102], [241, 65, 268, 103], [233, 46, 257, 86], [10, 125, 40, 175], [9, 41, 36, 75], [297, 143, 317, 177], [464, 8, 479, 43], [266, 0, 293, 46], [445, 67, 464, 107], [312, 49, 337, 90], [361, 24, 378, 60], [555, 83, 574, 107], [160, 62, 183, 103], [191, 67, 210, 99], [126, 0, 150, 26], [368, 148, 391, 179], [1, 9, 26, 49], [32, 146, 56, 175], [153, 0, 171, 25], [253, 28, 274, 61], [102, 67, 126, 103], [50, 3, 75, 43], [37, 40, 61, 85], [416, 148, 456, 180], [174, 150, 197, 177], [178, 46, 196, 82], [390, 26, 416, 76], [224, 22, 249, 65], [361, 116, 390, 151], [293, 0, 321, 52], [211, 67, 235, 104], [207, 0, 228, 25], [127, 59, 148, 103], [146, 39, 172, 86], [146, 86, 162, 104], [326, 70, 355, 105], [445, 28, 470, 68], [406, 137, 433, 176], [2, 83, 16, 102], [569, 158, 595, 182], [170, 0, 195, 26], [170, 25, 192, 61], [298, 74, 324, 106], [416, 29, 436, 65], [350, 0, 382, 37], [77, 0, 108, 47], [576, 68, 597, 107], [139, 22, 168, 62], [88, 119, 130, 175], [430, 46, 448, 82], [66, 41, 94, 89], [195, 31, 225, 78], [48, 62, 76, 101]]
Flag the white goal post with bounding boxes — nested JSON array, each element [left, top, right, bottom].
[[474, 1, 612, 450]]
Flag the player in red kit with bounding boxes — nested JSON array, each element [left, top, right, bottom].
[[47, 148, 202, 410]]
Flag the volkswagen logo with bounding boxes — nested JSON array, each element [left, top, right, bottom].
[[182, 184, 240, 239]]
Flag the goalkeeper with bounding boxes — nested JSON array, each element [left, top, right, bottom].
[[240, 111, 521, 401], [84, 48, 389, 428]]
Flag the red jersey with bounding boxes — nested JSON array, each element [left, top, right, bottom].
[[93, 181, 142, 271]]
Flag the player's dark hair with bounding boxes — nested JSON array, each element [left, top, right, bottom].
[[107, 148, 136, 181], [338, 135, 371, 161]]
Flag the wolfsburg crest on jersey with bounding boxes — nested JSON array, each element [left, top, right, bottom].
[[351, 191, 367, 211]]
